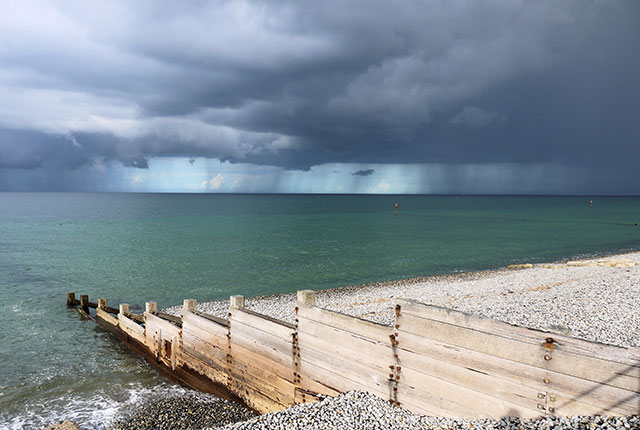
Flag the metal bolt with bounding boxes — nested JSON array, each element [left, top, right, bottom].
[[544, 354, 552, 361], [543, 378, 550, 384]]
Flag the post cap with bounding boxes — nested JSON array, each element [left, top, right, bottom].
[[297, 290, 316, 306], [230, 295, 244, 309], [183, 299, 197, 312]]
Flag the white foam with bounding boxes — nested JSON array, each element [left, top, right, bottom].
[[1, 382, 196, 430]]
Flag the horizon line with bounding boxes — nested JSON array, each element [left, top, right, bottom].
[[1, 191, 639, 197]]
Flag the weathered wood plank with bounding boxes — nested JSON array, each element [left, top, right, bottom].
[[297, 317, 392, 364], [96, 308, 118, 327], [182, 345, 229, 385], [398, 299, 640, 365], [299, 344, 391, 392], [155, 311, 181, 326], [397, 312, 639, 392], [193, 310, 228, 326], [118, 313, 144, 335], [183, 311, 228, 337], [397, 346, 612, 416], [396, 331, 639, 415], [121, 325, 146, 345], [396, 384, 486, 418], [124, 311, 144, 323], [398, 346, 544, 415], [145, 312, 181, 340], [231, 362, 295, 408], [231, 318, 293, 354], [297, 373, 341, 399], [298, 357, 389, 400], [395, 396, 439, 417], [231, 368, 293, 407], [230, 341, 294, 383], [232, 355, 295, 398], [118, 314, 146, 344], [183, 321, 228, 351], [230, 324, 294, 368], [400, 366, 541, 418], [297, 305, 390, 343], [230, 307, 295, 338], [182, 330, 229, 368], [233, 378, 288, 413]]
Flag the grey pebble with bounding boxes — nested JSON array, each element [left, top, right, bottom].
[[110, 390, 255, 430]]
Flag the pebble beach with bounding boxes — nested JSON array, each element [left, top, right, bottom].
[[112, 251, 640, 430]]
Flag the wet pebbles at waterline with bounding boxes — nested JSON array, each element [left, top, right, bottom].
[[110, 390, 255, 430]]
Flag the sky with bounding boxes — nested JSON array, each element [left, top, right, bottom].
[[0, 0, 638, 194]]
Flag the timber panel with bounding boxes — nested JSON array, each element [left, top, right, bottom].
[[181, 310, 230, 387], [296, 304, 394, 402], [395, 299, 640, 417], [229, 307, 296, 411], [118, 313, 146, 345]]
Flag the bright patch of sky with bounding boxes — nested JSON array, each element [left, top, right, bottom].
[[99, 157, 591, 195]]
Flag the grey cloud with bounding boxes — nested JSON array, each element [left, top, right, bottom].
[[0, 0, 639, 192], [352, 169, 375, 176], [450, 107, 507, 129], [0, 130, 89, 169]]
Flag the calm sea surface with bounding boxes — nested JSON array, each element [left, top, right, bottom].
[[1, 193, 639, 428]]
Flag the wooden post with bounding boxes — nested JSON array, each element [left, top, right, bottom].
[[66, 292, 76, 306], [183, 299, 197, 313], [146, 302, 158, 314], [119, 303, 130, 315], [156, 329, 162, 361], [80, 295, 89, 313], [171, 335, 178, 370], [297, 290, 316, 306], [97, 298, 107, 309], [230, 295, 244, 309]]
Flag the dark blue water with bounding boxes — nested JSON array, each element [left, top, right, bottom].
[[1, 193, 639, 428]]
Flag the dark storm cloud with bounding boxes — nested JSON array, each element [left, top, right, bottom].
[[0, 129, 89, 169], [0, 0, 639, 192], [352, 169, 375, 177]]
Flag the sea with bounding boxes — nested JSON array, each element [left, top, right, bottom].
[[1, 193, 639, 429]]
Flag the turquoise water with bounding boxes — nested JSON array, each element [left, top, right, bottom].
[[1, 193, 639, 428]]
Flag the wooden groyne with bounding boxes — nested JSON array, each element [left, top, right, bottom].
[[68, 291, 640, 417]]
